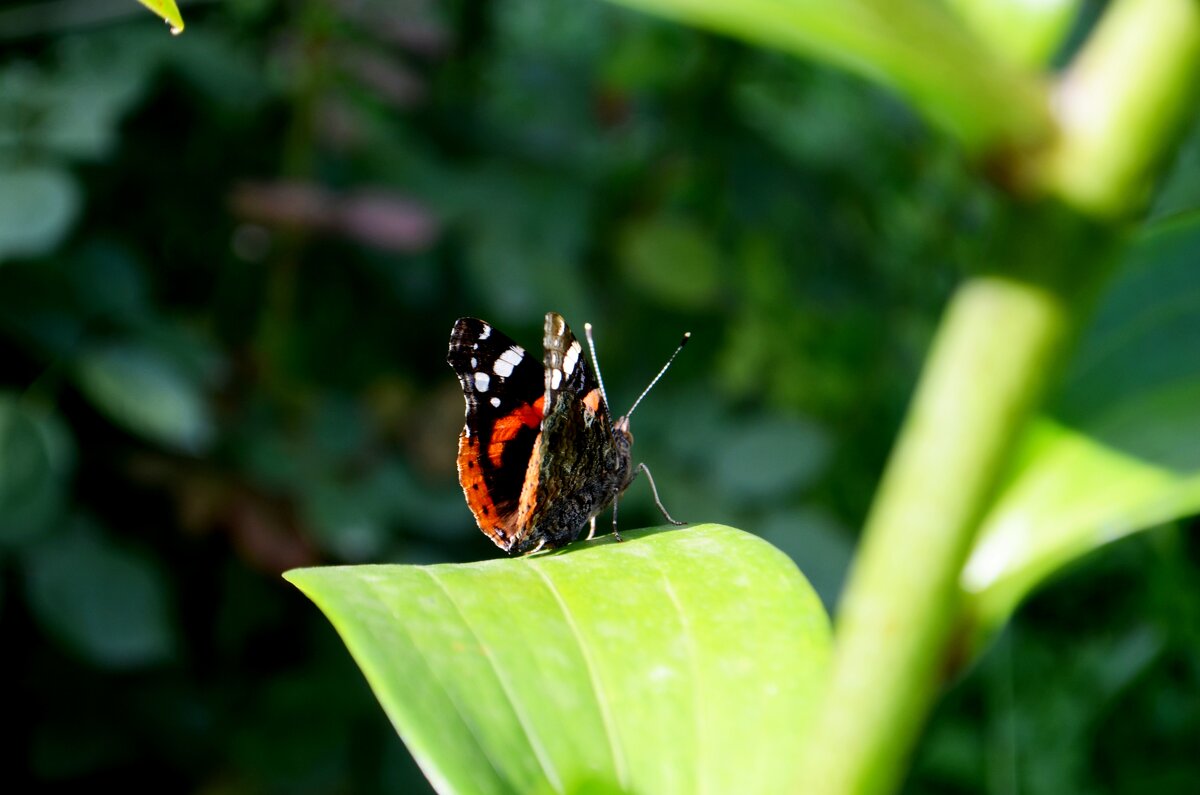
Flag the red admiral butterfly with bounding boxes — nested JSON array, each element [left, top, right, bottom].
[[448, 311, 688, 555]]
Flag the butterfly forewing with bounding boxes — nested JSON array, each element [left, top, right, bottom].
[[447, 317, 545, 551]]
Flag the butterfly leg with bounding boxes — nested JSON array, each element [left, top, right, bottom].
[[586, 515, 597, 540], [638, 462, 686, 526], [610, 493, 624, 543]]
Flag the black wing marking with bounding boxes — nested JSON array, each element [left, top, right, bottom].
[[541, 311, 607, 418], [448, 317, 545, 549]]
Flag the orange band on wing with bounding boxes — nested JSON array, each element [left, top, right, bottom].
[[487, 398, 545, 468], [457, 433, 511, 550], [517, 431, 543, 529], [582, 388, 601, 415]]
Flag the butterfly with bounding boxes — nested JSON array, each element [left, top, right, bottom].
[[447, 311, 687, 555]]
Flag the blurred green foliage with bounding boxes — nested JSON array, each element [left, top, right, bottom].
[[0, 0, 1197, 792]]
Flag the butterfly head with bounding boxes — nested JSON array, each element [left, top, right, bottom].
[[613, 414, 633, 445]]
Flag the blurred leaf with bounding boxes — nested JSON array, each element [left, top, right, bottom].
[[44, 38, 154, 160], [0, 36, 155, 162], [962, 215, 1200, 646], [0, 167, 81, 261], [136, 0, 184, 35], [286, 525, 831, 795], [1150, 119, 1200, 221], [710, 414, 830, 502], [943, 0, 1081, 68], [618, 218, 722, 310], [0, 394, 74, 547], [23, 517, 176, 667], [963, 418, 1200, 642], [74, 342, 214, 453], [606, 0, 1049, 153]]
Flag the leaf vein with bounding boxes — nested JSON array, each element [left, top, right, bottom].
[[359, 574, 514, 795], [645, 553, 704, 795], [528, 561, 629, 788], [422, 567, 563, 793]]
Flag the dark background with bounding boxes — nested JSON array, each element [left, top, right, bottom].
[[1, 0, 1197, 792]]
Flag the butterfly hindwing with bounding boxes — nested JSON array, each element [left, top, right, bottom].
[[511, 312, 632, 553]]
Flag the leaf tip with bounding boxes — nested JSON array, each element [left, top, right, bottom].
[[136, 0, 185, 35], [281, 567, 318, 594]]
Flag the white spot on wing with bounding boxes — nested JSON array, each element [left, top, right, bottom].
[[563, 340, 581, 376], [490, 396, 501, 408], [493, 346, 524, 378], [474, 372, 491, 392], [550, 369, 562, 389], [478, 324, 491, 340], [470, 357, 477, 368]]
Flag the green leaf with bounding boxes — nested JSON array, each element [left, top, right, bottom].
[[962, 215, 1200, 645], [1150, 118, 1200, 221], [0, 167, 81, 262], [23, 517, 177, 668], [0, 395, 74, 547], [136, 0, 184, 35], [74, 342, 214, 453], [606, 0, 1049, 153], [285, 525, 831, 795], [943, 0, 1081, 69]]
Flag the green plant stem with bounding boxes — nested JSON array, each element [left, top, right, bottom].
[[797, 268, 1081, 795], [799, 2, 1200, 792], [1038, 0, 1200, 217]]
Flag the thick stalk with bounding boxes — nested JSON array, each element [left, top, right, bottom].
[[1038, 0, 1200, 216], [797, 266, 1080, 795], [799, 1, 1200, 793]]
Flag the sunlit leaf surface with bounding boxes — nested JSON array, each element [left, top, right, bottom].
[[287, 524, 831, 795]]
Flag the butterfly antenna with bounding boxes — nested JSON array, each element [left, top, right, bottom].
[[583, 322, 610, 408], [625, 332, 691, 420]]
